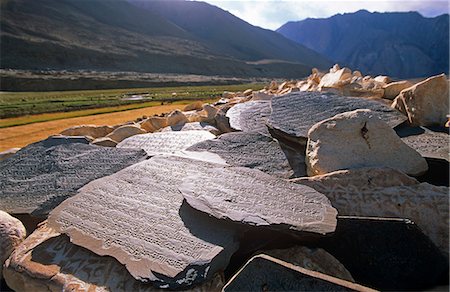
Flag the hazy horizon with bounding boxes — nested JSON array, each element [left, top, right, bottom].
[[203, 0, 450, 29]]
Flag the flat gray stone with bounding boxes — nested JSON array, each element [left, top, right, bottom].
[[400, 130, 449, 161], [180, 166, 337, 234], [117, 130, 215, 155], [226, 100, 271, 134], [47, 156, 238, 289], [160, 122, 220, 135], [223, 255, 373, 292], [0, 141, 147, 216], [187, 132, 305, 178], [268, 92, 407, 143]]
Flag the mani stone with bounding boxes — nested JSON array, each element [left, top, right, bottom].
[[160, 122, 220, 136], [318, 216, 448, 290], [268, 91, 407, 144], [306, 109, 428, 176], [395, 126, 449, 161], [47, 156, 239, 289], [225, 100, 271, 134], [3, 222, 225, 292], [187, 132, 304, 179], [293, 167, 449, 257], [0, 148, 20, 162], [0, 140, 148, 216], [179, 166, 337, 234], [262, 246, 354, 282], [392, 73, 449, 127], [0, 211, 26, 280], [223, 255, 375, 292]]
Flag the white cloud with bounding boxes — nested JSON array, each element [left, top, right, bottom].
[[205, 0, 450, 29]]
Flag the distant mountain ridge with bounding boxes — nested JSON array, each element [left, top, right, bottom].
[[0, 0, 331, 79], [277, 10, 449, 78]]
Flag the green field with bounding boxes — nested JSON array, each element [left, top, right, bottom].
[[0, 83, 264, 119]]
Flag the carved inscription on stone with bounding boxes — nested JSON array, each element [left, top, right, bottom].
[[401, 131, 449, 161], [117, 131, 215, 155], [180, 166, 337, 234], [0, 142, 147, 216], [47, 156, 238, 289], [4, 222, 225, 292], [268, 92, 407, 141], [225, 100, 271, 134], [187, 132, 302, 179], [160, 122, 220, 135], [292, 167, 449, 257]]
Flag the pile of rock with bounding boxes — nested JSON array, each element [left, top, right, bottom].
[[0, 73, 448, 291]]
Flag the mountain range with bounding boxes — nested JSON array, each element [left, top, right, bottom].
[[277, 10, 449, 79], [0, 0, 331, 78]]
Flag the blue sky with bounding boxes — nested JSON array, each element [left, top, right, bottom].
[[203, 0, 450, 29]]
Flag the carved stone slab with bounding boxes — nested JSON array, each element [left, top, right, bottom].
[[187, 132, 304, 179], [268, 92, 407, 142], [117, 131, 215, 155], [0, 141, 147, 216], [180, 166, 337, 234], [225, 100, 271, 134], [318, 216, 448, 290], [400, 130, 449, 161], [47, 156, 238, 289], [160, 122, 220, 135], [3, 222, 225, 292], [223, 255, 375, 292], [292, 167, 449, 257]]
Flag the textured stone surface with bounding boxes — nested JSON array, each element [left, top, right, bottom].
[[0, 148, 20, 162], [160, 122, 220, 135], [318, 216, 448, 291], [392, 74, 449, 126], [91, 137, 118, 147], [60, 125, 115, 139], [293, 167, 449, 257], [140, 116, 169, 133], [3, 222, 225, 292], [383, 80, 413, 100], [0, 141, 147, 216], [117, 131, 215, 156], [180, 166, 337, 234], [306, 109, 428, 176], [167, 110, 189, 127], [263, 246, 354, 282], [223, 255, 374, 292], [226, 100, 271, 134], [47, 156, 238, 289], [41, 135, 92, 146], [396, 126, 449, 161], [187, 132, 303, 178], [0, 211, 26, 279], [268, 92, 407, 143], [105, 124, 146, 142]]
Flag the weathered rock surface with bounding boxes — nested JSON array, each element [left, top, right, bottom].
[[383, 80, 413, 100], [117, 131, 215, 156], [263, 246, 354, 282], [318, 67, 352, 89], [187, 132, 304, 178], [223, 255, 375, 292], [167, 110, 189, 127], [395, 126, 449, 161], [160, 122, 220, 135], [306, 109, 428, 176], [140, 116, 169, 132], [226, 100, 271, 134], [0, 141, 147, 216], [47, 156, 238, 289], [91, 137, 118, 147], [60, 125, 115, 139], [268, 92, 407, 144], [293, 167, 449, 257], [105, 124, 146, 142], [0, 148, 20, 162], [0, 211, 26, 279], [318, 217, 448, 290], [42, 135, 92, 146], [392, 74, 449, 126], [3, 222, 225, 292], [180, 166, 337, 234], [183, 101, 204, 112]]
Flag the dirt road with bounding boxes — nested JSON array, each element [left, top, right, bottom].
[[0, 103, 186, 151]]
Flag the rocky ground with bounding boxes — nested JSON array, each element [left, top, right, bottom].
[[0, 65, 449, 291]]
